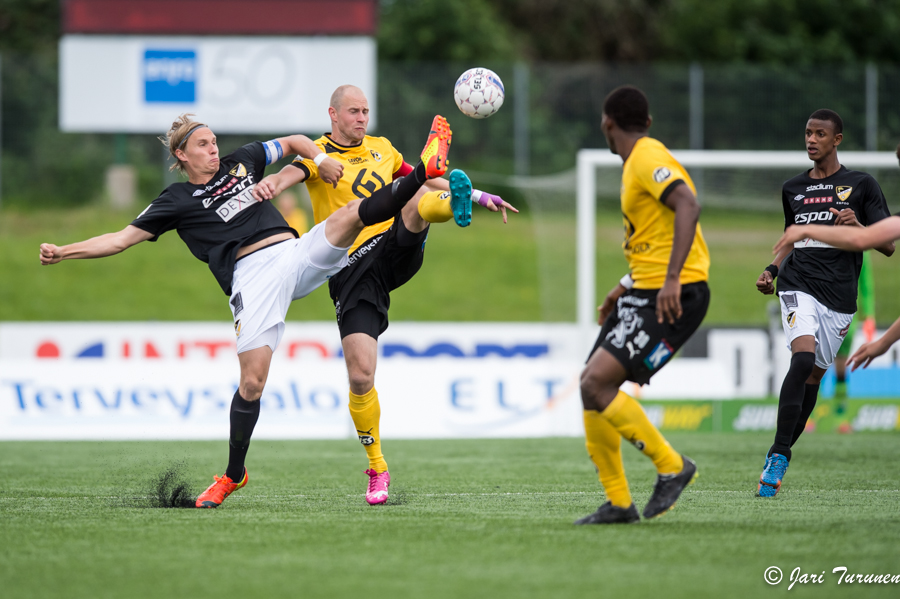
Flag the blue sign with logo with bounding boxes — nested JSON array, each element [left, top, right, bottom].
[[144, 49, 196, 103]]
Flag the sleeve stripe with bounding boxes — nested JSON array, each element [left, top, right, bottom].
[[262, 140, 284, 165], [288, 161, 311, 180], [659, 179, 686, 206]]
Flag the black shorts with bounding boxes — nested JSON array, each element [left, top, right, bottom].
[[588, 281, 710, 385], [328, 216, 428, 339]]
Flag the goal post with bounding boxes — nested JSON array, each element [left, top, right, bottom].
[[576, 150, 900, 328]]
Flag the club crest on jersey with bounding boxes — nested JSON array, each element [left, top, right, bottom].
[[786, 311, 797, 328], [652, 166, 672, 183], [229, 163, 247, 177], [836, 186, 853, 201], [370, 150, 382, 162]]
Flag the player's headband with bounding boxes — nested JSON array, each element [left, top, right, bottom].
[[177, 124, 208, 150]]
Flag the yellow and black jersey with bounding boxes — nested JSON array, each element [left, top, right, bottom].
[[620, 137, 710, 289], [291, 135, 405, 252]]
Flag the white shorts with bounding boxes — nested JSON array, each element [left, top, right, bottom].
[[779, 289, 854, 369], [229, 222, 349, 354]]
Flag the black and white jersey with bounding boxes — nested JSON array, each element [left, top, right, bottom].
[[131, 141, 293, 295], [777, 166, 891, 313]]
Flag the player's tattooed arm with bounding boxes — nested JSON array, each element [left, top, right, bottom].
[[40, 225, 153, 265], [849, 315, 900, 371], [658, 183, 701, 324], [773, 215, 900, 256]]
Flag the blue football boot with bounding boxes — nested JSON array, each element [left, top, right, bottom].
[[449, 169, 473, 227], [758, 453, 789, 497]]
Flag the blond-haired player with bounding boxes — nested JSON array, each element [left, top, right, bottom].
[[40, 113, 452, 509]]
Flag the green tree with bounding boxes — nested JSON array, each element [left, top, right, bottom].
[[378, 0, 519, 61], [0, 0, 59, 52]]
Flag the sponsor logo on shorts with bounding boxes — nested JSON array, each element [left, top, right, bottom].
[[234, 319, 241, 337], [439, 191, 451, 200], [348, 235, 383, 265], [786, 311, 797, 328], [839, 324, 850, 337], [643, 339, 673, 370], [618, 295, 650, 308], [229, 163, 247, 177], [230, 292, 243, 317], [625, 330, 652, 359], [837, 186, 853, 201], [652, 166, 672, 183], [781, 293, 798, 309], [607, 306, 644, 349], [370, 150, 382, 162]]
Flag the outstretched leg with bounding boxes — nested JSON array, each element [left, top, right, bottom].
[[324, 116, 452, 249]]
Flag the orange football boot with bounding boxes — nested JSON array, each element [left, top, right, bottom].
[[420, 115, 452, 178], [195, 468, 248, 508]]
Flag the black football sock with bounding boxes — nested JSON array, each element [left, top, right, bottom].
[[357, 162, 427, 226], [790, 383, 820, 447], [225, 390, 260, 481], [769, 352, 815, 461]]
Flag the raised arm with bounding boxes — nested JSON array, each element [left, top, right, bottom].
[[272, 135, 343, 187], [40, 225, 153, 265]]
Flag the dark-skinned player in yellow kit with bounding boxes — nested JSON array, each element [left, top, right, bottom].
[[576, 86, 710, 525]]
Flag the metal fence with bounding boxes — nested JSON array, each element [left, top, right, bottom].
[[3, 55, 900, 208]]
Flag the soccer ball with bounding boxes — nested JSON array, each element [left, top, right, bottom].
[[454, 68, 505, 119]]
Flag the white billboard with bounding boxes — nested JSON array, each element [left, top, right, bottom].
[[0, 360, 585, 441], [0, 322, 788, 439], [59, 35, 376, 133]]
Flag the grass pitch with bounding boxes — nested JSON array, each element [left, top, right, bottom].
[[2, 434, 899, 599]]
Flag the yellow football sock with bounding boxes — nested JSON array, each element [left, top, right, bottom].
[[584, 410, 633, 508], [602, 391, 684, 475], [417, 190, 453, 223], [348, 387, 388, 472]]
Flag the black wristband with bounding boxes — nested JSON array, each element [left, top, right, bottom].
[[764, 264, 778, 278]]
